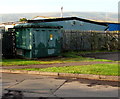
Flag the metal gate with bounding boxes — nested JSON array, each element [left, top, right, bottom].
[[2, 30, 16, 58]]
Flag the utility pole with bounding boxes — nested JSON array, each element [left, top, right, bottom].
[[61, 6, 63, 18]]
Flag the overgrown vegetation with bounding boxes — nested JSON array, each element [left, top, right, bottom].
[[19, 18, 27, 22]]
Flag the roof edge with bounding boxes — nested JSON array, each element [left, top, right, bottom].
[[27, 17, 108, 26]]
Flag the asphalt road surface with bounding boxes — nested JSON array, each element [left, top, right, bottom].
[[82, 52, 119, 61], [1, 73, 119, 98]]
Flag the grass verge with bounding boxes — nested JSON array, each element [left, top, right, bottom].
[[2, 59, 62, 66], [2, 51, 118, 66], [14, 63, 119, 76]]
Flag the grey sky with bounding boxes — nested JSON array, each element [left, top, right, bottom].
[[0, 0, 119, 14]]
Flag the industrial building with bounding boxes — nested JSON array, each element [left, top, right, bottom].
[[27, 17, 108, 31], [1, 17, 119, 58]]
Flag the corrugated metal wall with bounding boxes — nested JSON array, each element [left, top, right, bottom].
[[48, 20, 107, 31], [62, 30, 119, 51]]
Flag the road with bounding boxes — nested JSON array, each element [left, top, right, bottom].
[[1, 73, 119, 98], [82, 52, 119, 61]]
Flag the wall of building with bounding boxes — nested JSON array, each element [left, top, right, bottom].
[[47, 20, 107, 31]]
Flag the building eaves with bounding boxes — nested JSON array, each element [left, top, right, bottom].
[[27, 17, 108, 26]]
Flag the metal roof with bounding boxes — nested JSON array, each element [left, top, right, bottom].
[[14, 22, 63, 29], [27, 17, 108, 26]]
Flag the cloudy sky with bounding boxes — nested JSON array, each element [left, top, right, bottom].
[[0, 0, 119, 14]]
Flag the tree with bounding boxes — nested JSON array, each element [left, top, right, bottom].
[[19, 18, 27, 22]]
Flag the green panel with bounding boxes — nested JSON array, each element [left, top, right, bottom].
[[15, 22, 62, 58], [34, 29, 47, 48], [32, 28, 47, 57], [16, 48, 32, 58], [16, 28, 32, 50], [24, 50, 32, 58], [32, 28, 61, 58], [47, 29, 61, 56]]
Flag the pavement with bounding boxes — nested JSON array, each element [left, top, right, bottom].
[[1, 52, 119, 98], [1, 73, 119, 98]]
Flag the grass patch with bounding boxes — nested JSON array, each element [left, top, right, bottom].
[[2, 59, 62, 66], [17, 64, 119, 76], [2, 51, 117, 66], [77, 50, 119, 54]]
